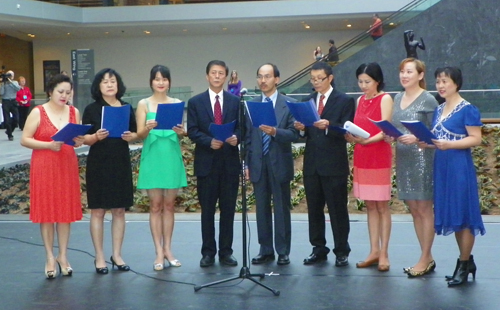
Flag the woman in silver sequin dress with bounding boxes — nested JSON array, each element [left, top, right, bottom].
[[389, 58, 438, 277]]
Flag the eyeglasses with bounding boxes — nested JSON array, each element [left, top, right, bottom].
[[257, 74, 273, 80], [310, 76, 328, 83]]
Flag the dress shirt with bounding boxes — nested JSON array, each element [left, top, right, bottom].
[[208, 88, 224, 115]]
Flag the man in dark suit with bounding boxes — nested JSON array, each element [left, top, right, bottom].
[[187, 60, 240, 267], [294, 61, 355, 267], [245, 63, 299, 266]]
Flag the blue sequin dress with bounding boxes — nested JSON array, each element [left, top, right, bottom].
[[431, 100, 485, 236]]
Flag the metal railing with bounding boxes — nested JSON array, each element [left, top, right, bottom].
[[277, 0, 442, 94]]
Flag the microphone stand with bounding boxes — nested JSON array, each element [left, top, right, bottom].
[[194, 92, 280, 296]]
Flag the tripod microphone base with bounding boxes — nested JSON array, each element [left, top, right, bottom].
[[194, 267, 280, 296]]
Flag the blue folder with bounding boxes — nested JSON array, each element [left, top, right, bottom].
[[101, 105, 130, 138], [286, 99, 320, 127], [400, 120, 437, 144], [245, 100, 277, 128], [51, 123, 92, 146], [209, 120, 236, 141], [155, 102, 185, 130], [369, 118, 403, 138]]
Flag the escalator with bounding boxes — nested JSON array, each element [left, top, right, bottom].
[[278, 0, 442, 95]]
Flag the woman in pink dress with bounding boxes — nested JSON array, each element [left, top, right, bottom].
[[21, 74, 84, 279], [345, 62, 393, 271]]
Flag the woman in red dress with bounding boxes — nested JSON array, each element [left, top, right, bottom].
[[345, 63, 393, 271], [21, 74, 84, 279]]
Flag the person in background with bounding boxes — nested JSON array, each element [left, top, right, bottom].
[[313, 46, 324, 61], [327, 39, 339, 62], [294, 61, 354, 267], [187, 60, 240, 268], [388, 58, 438, 277], [1, 70, 21, 141], [246, 63, 299, 266], [16, 76, 33, 130], [82, 68, 137, 274], [369, 14, 383, 40], [136, 65, 187, 271], [345, 62, 393, 272], [227, 70, 242, 97], [420, 66, 485, 286], [21, 74, 84, 279]]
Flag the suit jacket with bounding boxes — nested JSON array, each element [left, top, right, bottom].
[[302, 89, 355, 177], [245, 93, 299, 184], [187, 90, 241, 177]]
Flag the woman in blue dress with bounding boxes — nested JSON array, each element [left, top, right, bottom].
[[421, 66, 485, 286]]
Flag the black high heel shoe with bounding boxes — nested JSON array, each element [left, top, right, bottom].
[[110, 256, 130, 271], [447, 260, 471, 286], [445, 255, 476, 280], [94, 260, 109, 275]]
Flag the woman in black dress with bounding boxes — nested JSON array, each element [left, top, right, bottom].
[[82, 68, 137, 274]]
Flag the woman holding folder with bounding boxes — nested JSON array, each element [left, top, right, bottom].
[[345, 63, 393, 272], [21, 74, 84, 278], [136, 65, 187, 271], [421, 67, 484, 286], [389, 58, 438, 277], [82, 68, 137, 274]]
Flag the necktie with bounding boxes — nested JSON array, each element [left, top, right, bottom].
[[214, 95, 222, 125], [318, 95, 325, 115], [262, 97, 272, 156]]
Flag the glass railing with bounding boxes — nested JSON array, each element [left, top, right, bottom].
[[281, 89, 500, 122], [31, 86, 192, 109], [278, 0, 442, 95], [34, 0, 270, 7]]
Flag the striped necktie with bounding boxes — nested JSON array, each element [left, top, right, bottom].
[[262, 97, 272, 156]]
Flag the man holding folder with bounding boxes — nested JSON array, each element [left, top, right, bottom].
[[294, 62, 355, 267], [187, 60, 240, 267], [246, 63, 299, 265]]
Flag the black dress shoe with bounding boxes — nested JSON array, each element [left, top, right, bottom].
[[200, 256, 215, 267], [335, 256, 349, 267], [251, 254, 275, 264], [303, 253, 328, 265], [277, 254, 290, 265], [219, 255, 238, 266]]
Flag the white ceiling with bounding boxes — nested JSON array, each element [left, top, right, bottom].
[[0, 8, 384, 41]]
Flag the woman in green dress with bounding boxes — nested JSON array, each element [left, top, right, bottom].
[[136, 65, 187, 271]]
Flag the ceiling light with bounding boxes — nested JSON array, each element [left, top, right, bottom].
[[347, 24, 352, 28], [183, 29, 188, 32], [222, 27, 227, 31], [67, 33, 71, 35], [389, 22, 395, 26], [304, 24, 310, 29], [144, 31, 151, 34], [27, 34, 35, 38], [105, 32, 109, 34]]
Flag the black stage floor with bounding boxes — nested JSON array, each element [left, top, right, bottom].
[[0, 215, 499, 310]]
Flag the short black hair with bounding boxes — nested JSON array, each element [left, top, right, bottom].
[[356, 62, 385, 91], [90, 68, 126, 100], [329, 39, 335, 45], [46, 74, 72, 97], [256, 63, 280, 78], [149, 65, 171, 91], [311, 61, 333, 77], [434, 66, 463, 91], [206, 60, 229, 76]]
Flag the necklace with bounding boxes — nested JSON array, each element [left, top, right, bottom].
[[47, 104, 65, 121]]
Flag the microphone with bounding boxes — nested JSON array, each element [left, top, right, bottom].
[[240, 88, 248, 95]]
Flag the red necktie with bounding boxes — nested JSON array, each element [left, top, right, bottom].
[[214, 95, 222, 125], [318, 95, 325, 115]]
